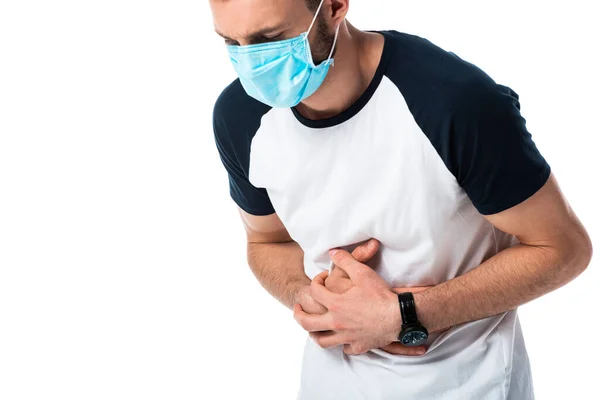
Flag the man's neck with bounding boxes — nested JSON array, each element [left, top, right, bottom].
[[293, 22, 385, 121]]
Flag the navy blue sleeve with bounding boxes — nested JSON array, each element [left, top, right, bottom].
[[448, 83, 551, 215], [212, 80, 276, 216], [382, 31, 551, 216]]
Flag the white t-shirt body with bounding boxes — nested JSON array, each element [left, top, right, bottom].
[[213, 30, 550, 400]]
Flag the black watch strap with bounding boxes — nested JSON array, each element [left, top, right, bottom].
[[398, 292, 419, 326]]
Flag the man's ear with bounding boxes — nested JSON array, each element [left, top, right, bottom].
[[328, 0, 349, 27]]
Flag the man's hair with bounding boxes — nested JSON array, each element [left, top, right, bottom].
[[304, 0, 321, 11]]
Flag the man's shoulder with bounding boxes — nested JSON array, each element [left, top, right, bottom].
[[381, 29, 503, 110], [380, 30, 548, 216], [213, 78, 272, 131]]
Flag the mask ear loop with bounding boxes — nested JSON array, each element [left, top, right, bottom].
[[305, 0, 326, 38], [326, 23, 341, 66], [305, 0, 342, 67]]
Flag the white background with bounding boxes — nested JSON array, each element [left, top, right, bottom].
[[0, 1, 598, 399]]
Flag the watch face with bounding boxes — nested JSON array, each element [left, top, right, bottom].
[[401, 329, 428, 346]]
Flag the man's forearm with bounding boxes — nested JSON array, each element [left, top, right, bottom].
[[413, 242, 590, 333], [247, 240, 310, 310]]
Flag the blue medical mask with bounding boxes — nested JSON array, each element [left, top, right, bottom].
[[226, 0, 340, 108]]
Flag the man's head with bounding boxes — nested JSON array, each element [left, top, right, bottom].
[[210, 0, 348, 64]]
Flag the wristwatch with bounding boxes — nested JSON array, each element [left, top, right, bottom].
[[397, 292, 429, 346]]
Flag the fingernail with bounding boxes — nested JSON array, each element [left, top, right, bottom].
[[329, 249, 339, 257]]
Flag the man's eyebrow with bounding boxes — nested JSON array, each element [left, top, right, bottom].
[[215, 23, 289, 42], [215, 29, 233, 40]]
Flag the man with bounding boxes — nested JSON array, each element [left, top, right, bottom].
[[210, 0, 593, 398]]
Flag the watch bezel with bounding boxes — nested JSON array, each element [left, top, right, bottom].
[[399, 324, 429, 346]]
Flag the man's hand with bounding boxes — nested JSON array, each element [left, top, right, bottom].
[[321, 239, 431, 356], [295, 284, 327, 315], [293, 241, 435, 356], [323, 238, 379, 293], [294, 239, 381, 315]]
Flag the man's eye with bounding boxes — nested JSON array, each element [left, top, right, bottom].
[[251, 34, 284, 45], [266, 33, 284, 41], [224, 39, 239, 46]]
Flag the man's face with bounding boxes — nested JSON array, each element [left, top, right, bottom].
[[210, 0, 337, 64]]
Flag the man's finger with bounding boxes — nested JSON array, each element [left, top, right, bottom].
[[343, 344, 357, 355], [314, 270, 329, 282], [379, 342, 427, 356], [351, 238, 380, 263], [342, 343, 369, 355], [293, 303, 334, 332], [329, 248, 374, 282], [309, 330, 347, 349], [309, 271, 341, 308]]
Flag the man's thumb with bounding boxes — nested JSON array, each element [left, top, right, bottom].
[[351, 238, 380, 263]]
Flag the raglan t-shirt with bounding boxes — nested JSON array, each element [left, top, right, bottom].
[[212, 29, 550, 400]]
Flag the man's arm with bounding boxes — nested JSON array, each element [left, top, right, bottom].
[[413, 172, 593, 333], [240, 206, 334, 316], [239, 206, 313, 311]]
